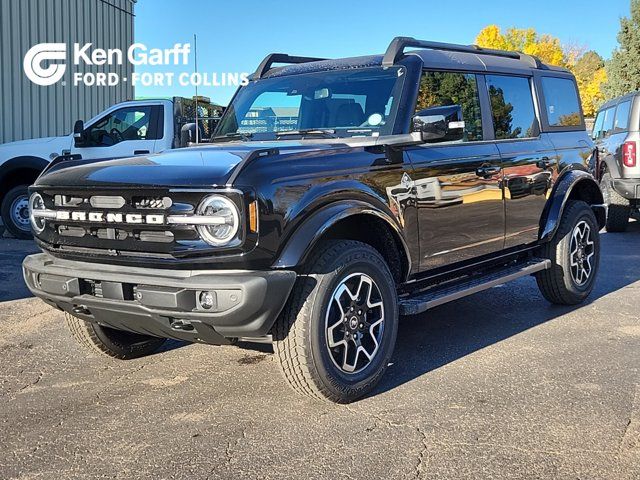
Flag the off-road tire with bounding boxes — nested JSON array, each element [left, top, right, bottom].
[[273, 240, 398, 403], [65, 313, 166, 359], [601, 172, 630, 232], [536, 200, 600, 305], [1, 185, 32, 239]]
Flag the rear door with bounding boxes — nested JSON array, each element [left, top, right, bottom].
[[592, 104, 618, 172], [405, 70, 505, 271], [485, 74, 557, 248]]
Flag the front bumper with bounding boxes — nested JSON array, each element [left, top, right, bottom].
[[612, 178, 640, 201], [23, 253, 296, 344]]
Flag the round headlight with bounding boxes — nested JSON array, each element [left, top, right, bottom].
[[196, 195, 240, 246], [29, 193, 46, 234]]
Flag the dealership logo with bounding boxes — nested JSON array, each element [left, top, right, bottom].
[[22, 42, 249, 88], [23, 43, 67, 86]]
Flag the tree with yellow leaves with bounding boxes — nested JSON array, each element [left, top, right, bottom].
[[476, 25, 566, 66], [475, 25, 607, 117]]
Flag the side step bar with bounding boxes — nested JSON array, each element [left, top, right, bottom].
[[399, 258, 551, 316]]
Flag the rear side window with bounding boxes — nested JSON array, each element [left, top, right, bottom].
[[614, 101, 631, 131], [541, 77, 582, 127], [486, 75, 538, 139]]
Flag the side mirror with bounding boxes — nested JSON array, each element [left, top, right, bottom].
[[412, 104, 465, 143], [73, 120, 87, 147]]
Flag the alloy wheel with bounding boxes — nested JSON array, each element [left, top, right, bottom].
[[325, 272, 385, 374], [569, 220, 595, 286]]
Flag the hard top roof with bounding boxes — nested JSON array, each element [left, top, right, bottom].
[[258, 37, 572, 80], [598, 91, 640, 111]]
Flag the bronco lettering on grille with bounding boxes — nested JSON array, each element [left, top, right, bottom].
[[54, 211, 165, 225]]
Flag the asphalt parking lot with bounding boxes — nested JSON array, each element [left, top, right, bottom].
[[1, 228, 639, 480]]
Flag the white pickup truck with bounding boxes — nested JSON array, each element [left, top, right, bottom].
[[0, 97, 222, 238]]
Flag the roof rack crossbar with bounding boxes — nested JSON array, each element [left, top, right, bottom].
[[251, 53, 327, 79], [382, 36, 526, 67]]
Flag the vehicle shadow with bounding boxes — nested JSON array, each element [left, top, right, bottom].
[[370, 220, 640, 398]]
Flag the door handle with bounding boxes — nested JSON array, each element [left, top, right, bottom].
[[475, 164, 501, 178], [536, 157, 554, 170], [134, 150, 150, 155]]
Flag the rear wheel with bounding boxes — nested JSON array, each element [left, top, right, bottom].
[[536, 200, 600, 305], [601, 172, 630, 232], [65, 313, 166, 359], [1, 185, 32, 239], [273, 240, 398, 403]]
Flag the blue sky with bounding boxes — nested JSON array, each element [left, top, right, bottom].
[[135, 0, 631, 104]]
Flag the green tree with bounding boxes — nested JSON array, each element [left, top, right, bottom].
[[605, 0, 640, 99]]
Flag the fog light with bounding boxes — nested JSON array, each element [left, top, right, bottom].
[[199, 291, 216, 310]]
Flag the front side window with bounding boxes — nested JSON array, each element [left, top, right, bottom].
[[86, 106, 154, 147], [216, 67, 405, 139], [414, 71, 483, 142], [541, 77, 582, 127], [614, 101, 631, 131], [592, 109, 605, 139], [486, 75, 538, 139]]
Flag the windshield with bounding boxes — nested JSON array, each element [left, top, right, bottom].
[[216, 66, 406, 140]]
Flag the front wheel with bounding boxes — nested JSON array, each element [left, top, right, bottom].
[[65, 313, 166, 360], [1, 185, 32, 239], [536, 200, 600, 305], [273, 240, 398, 403]]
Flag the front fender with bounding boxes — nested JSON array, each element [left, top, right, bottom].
[[539, 170, 605, 241], [273, 200, 412, 277]]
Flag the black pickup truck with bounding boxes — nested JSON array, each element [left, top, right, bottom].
[[24, 37, 605, 403]]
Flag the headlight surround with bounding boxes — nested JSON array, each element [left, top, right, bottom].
[[195, 194, 240, 246], [29, 192, 46, 234]]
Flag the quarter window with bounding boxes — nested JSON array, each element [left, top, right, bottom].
[[614, 101, 631, 131], [541, 77, 582, 127], [486, 75, 538, 139], [415, 71, 483, 142]]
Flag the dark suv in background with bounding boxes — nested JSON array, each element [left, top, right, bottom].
[[24, 37, 604, 403], [593, 92, 640, 231]]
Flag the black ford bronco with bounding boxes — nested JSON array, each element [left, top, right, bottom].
[[24, 37, 606, 403]]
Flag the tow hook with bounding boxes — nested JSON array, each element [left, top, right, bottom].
[[170, 319, 195, 332], [72, 305, 91, 315]]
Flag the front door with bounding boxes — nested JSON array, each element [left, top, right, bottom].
[[406, 70, 505, 271], [72, 105, 162, 159]]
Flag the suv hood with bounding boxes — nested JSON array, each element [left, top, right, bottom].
[[33, 141, 363, 189]]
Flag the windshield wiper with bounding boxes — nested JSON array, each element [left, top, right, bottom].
[[211, 132, 254, 143], [276, 129, 337, 139]]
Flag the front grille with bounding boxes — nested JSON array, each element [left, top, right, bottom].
[[34, 188, 201, 256]]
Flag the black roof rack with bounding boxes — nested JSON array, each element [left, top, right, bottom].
[[251, 53, 327, 80], [382, 36, 542, 68]]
